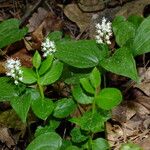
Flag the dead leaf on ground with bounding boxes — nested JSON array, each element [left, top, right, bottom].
[[134, 67, 150, 96], [0, 127, 15, 148], [115, 0, 150, 17], [77, 0, 105, 12], [11, 48, 32, 68], [108, 95, 150, 149], [64, 4, 93, 32], [27, 7, 62, 49]]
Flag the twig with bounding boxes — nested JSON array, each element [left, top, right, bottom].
[[19, 0, 44, 28]]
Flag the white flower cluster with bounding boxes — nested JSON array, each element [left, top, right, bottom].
[[41, 38, 56, 57], [5, 58, 23, 85], [95, 17, 112, 45]]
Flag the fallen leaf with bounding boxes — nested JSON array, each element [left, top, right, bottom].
[[77, 0, 105, 12], [135, 67, 150, 96], [64, 4, 93, 32], [0, 127, 15, 148]]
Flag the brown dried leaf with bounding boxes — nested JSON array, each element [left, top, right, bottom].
[[135, 67, 150, 96], [11, 48, 32, 67], [0, 127, 15, 148], [64, 4, 93, 32], [27, 7, 48, 33]]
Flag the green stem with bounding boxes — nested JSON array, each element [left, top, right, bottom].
[[92, 86, 100, 114], [38, 83, 44, 99], [88, 135, 93, 150], [36, 69, 44, 99]]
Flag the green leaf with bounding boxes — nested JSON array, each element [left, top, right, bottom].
[[133, 16, 150, 56], [72, 85, 93, 104], [35, 126, 54, 137], [60, 140, 72, 150], [120, 142, 143, 150], [55, 40, 103, 68], [26, 132, 62, 150], [89, 67, 101, 89], [66, 146, 80, 150], [39, 60, 63, 85], [0, 77, 17, 101], [95, 88, 122, 110], [92, 138, 110, 150], [48, 31, 63, 41], [53, 98, 76, 118], [70, 127, 88, 143], [113, 19, 136, 47], [21, 67, 37, 84], [100, 47, 139, 82], [0, 19, 28, 49], [39, 55, 53, 75], [70, 111, 108, 133], [33, 51, 41, 69], [10, 92, 31, 123], [31, 97, 54, 120], [127, 15, 143, 29], [80, 78, 95, 94]]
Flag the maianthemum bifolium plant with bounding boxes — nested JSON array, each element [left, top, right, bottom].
[[0, 15, 149, 150]]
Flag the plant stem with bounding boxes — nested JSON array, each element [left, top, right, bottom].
[[92, 86, 100, 114], [36, 69, 44, 99], [38, 83, 44, 99]]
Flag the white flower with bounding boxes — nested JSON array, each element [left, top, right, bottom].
[[5, 58, 23, 85], [41, 38, 56, 57], [95, 17, 112, 45]]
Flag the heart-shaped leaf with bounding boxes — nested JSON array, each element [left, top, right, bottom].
[[11, 92, 31, 123], [100, 47, 139, 81], [72, 85, 93, 104], [53, 98, 76, 118], [55, 40, 105, 68], [26, 132, 62, 150], [0, 19, 28, 49], [31, 97, 54, 120], [39, 60, 63, 85], [21, 67, 37, 84], [0, 77, 17, 101], [95, 88, 122, 110]]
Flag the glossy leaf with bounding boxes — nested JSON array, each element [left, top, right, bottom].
[[35, 126, 54, 137], [113, 19, 136, 47], [0, 19, 28, 49], [55, 40, 103, 68], [39, 55, 53, 75], [0, 77, 17, 101], [39, 60, 63, 85], [95, 88, 122, 110], [53, 98, 76, 118], [133, 16, 150, 56], [26, 132, 62, 150], [33, 51, 41, 69], [72, 85, 93, 104], [31, 97, 54, 120], [70, 111, 108, 133], [11, 92, 31, 123], [80, 78, 95, 94], [89, 67, 101, 89], [100, 47, 139, 82], [127, 15, 143, 29], [70, 127, 88, 143], [92, 138, 110, 150], [21, 67, 37, 84]]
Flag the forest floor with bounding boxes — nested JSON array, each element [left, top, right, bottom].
[[0, 0, 150, 149]]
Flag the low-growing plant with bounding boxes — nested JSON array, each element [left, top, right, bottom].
[[0, 15, 149, 149]]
